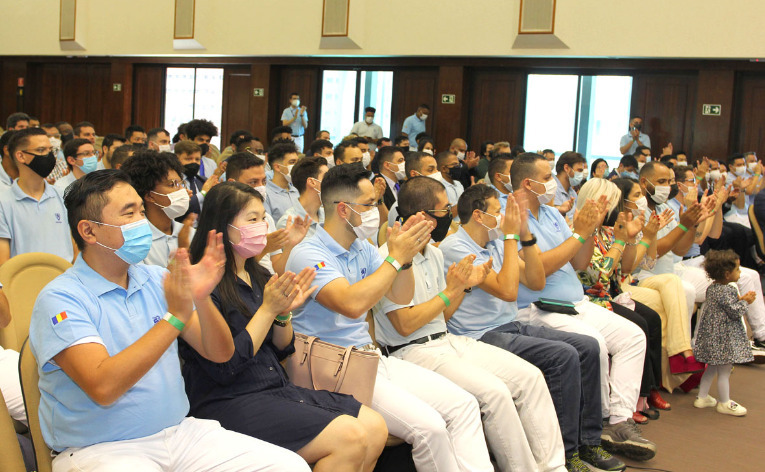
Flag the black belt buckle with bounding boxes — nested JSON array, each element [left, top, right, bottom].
[[381, 331, 446, 356]]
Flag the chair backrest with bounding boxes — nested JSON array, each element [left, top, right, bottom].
[[0, 387, 26, 472], [19, 337, 53, 472], [0, 253, 72, 351], [749, 204, 765, 260]]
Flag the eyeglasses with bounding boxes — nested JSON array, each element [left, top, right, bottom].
[[76, 150, 98, 158], [22, 147, 53, 155], [334, 201, 376, 208], [166, 179, 188, 190], [425, 204, 452, 217]]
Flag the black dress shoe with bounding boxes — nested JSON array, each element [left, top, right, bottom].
[[639, 408, 660, 420]]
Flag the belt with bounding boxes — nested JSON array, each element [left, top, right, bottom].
[[380, 332, 446, 356], [292, 134, 303, 138], [683, 255, 702, 261]]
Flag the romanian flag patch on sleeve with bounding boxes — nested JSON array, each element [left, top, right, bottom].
[[313, 261, 326, 270], [51, 311, 68, 326]]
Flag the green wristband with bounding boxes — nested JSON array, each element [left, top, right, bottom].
[[572, 233, 586, 244], [437, 291, 451, 307], [163, 312, 185, 332], [678, 223, 689, 232], [613, 239, 626, 247], [275, 313, 292, 322], [638, 240, 651, 249]]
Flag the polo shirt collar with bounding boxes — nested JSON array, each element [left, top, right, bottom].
[[11, 180, 57, 202], [455, 226, 488, 253], [148, 219, 180, 241], [314, 224, 365, 260], [553, 174, 566, 191], [71, 254, 150, 297], [487, 183, 508, 198], [266, 179, 295, 194]]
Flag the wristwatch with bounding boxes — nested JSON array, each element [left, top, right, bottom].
[[520, 234, 537, 247]]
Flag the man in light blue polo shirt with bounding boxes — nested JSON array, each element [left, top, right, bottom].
[[0, 128, 74, 265], [276, 155, 327, 240], [440, 184, 622, 472], [281, 93, 308, 152], [264, 142, 301, 222], [619, 116, 651, 156], [401, 104, 429, 151], [485, 155, 514, 213], [29, 170, 308, 472], [286, 163, 492, 471], [54, 138, 100, 195], [511, 152, 655, 462], [553, 151, 586, 221]]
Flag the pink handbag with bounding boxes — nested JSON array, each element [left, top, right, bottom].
[[286, 332, 379, 406]]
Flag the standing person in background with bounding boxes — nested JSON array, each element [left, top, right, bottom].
[[401, 105, 429, 151], [620, 116, 651, 156], [351, 107, 384, 151], [282, 93, 308, 153]]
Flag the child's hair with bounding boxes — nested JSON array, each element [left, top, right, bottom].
[[702, 249, 739, 281]]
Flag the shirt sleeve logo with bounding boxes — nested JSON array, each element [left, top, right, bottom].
[[51, 311, 68, 325]]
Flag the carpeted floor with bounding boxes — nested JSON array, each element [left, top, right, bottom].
[[617, 363, 765, 472]]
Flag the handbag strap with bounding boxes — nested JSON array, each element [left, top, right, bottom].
[[331, 346, 355, 391]]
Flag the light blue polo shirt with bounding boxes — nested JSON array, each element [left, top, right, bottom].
[[518, 204, 584, 308], [264, 179, 301, 223], [553, 174, 577, 220], [0, 160, 13, 190], [667, 198, 700, 259], [401, 114, 426, 151], [277, 205, 324, 240], [635, 202, 677, 276], [486, 183, 509, 213], [0, 181, 73, 261], [29, 255, 188, 452], [619, 132, 651, 155], [281, 106, 307, 137], [286, 225, 381, 348], [439, 227, 518, 339]]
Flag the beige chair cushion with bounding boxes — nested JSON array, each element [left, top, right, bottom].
[[0, 387, 26, 472], [19, 338, 53, 472]]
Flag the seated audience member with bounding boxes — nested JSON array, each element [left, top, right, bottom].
[[406, 178, 608, 470], [271, 125, 294, 143], [29, 170, 309, 471], [354, 136, 373, 169], [634, 146, 650, 170], [40, 124, 69, 182], [110, 143, 137, 170], [449, 138, 480, 189], [99, 134, 127, 170], [590, 158, 608, 179], [56, 121, 74, 142], [509, 153, 655, 461], [0, 128, 75, 265], [417, 137, 435, 156], [307, 139, 334, 163], [6, 112, 30, 131], [234, 134, 265, 156], [724, 153, 758, 228], [485, 155, 514, 212], [277, 156, 327, 239], [574, 178, 668, 423], [54, 138, 98, 194], [475, 140, 495, 180], [286, 163, 494, 471], [174, 140, 219, 220], [386, 151, 441, 227], [219, 129, 251, 163], [510, 145, 526, 158], [436, 151, 465, 218], [316, 129, 331, 141], [334, 139, 363, 167], [553, 151, 587, 220], [493, 141, 512, 157], [375, 146, 406, 209], [377, 137, 392, 149], [659, 154, 677, 167], [180, 181, 387, 470], [184, 119, 220, 177], [121, 151, 194, 267], [609, 154, 639, 180], [0, 130, 19, 189], [73, 121, 96, 145], [265, 142, 301, 222], [28, 116, 39, 128], [125, 125, 147, 146], [147, 127, 172, 153], [392, 135, 410, 151]]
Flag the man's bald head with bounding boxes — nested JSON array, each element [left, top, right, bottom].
[[449, 139, 467, 154]]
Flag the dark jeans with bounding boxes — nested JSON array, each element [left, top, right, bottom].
[[480, 321, 602, 458], [612, 301, 662, 397]]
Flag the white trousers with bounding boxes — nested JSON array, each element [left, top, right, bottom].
[[398, 334, 565, 472], [52, 417, 309, 472], [293, 135, 305, 154], [676, 259, 765, 341], [0, 346, 25, 424], [518, 298, 646, 419], [373, 352, 493, 472]]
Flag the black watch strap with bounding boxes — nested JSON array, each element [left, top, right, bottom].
[[520, 234, 537, 247]]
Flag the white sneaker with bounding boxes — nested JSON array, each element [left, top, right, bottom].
[[694, 395, 718, 408], [716, 400, 747, 416]]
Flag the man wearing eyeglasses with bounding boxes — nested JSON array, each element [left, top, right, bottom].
[[0, 128, 75, 265], [54, 139, 100, 195]]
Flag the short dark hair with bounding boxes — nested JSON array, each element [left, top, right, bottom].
[[376, 146, 400, 164], [488, 156, 513, 186], [635, 145, 651, 156], [703, 249, 740, 281], [111, 144, 137, 169], [65, 169, 133, 250], [147, 128, 170, 142], [728, 153, 745, 166], [291, 156, 328, 194], [7, 127, 46, 160], [124, 125, 145, 140], [510, 152, 546, 189], [479, 140, 494, 158], [510, 145, 526, 158], [673, 165, 694, 180], [364, 107, 376, 114], [316, 130, 330, 139], [352, 136, 369, 146], [417, 138, 435, 153], [435, 151, 456, 169], [620, 154, 638, 168], [613, 178, 640, 213], [0, 130, 16, 157], [289, 92, 300, 99], [404, 151, 432, 177], [376, 138, 390, 147], [268, 142, 298, 165], [333, 140, 358, 164], [271, 125, 293, 138], [102, 134, 126, 150], [418, 104, 430, 111], [6, 112, 30, 129], [398, 176, 446, 220], [73, 121, 95, 136], [184, 119, 218, 140], [555, 151, 587, 174], [414, 132, 430, 144], [457, 183, 498, 222], [233, 135, 258, 153], [226, 152, 265, 182], [541, 149, 554, 155], [320, 163, 371, 216], [228, 129, 250, 145], [308, 139, 333, 157], [121, 150, 184, 200], [41, 123, 56, 130], [393, 135, 409, 146], [659, 154, 675, 165], [63, 139, 93, 168]]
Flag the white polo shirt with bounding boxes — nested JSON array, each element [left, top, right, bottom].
[[143, 219, 195, 268]]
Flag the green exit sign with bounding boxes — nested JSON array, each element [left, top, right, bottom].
[[441, 94, 456, 104], [702, 104, 721, 116]]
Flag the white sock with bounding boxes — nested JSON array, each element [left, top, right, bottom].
[[609, 416, 629, 425]]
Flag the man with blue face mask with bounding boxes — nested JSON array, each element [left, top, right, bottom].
[[553, 151, 587, 221], [54, 138, 99, 195]]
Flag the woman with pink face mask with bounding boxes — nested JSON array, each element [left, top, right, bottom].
[[179, 182, 388, 472]]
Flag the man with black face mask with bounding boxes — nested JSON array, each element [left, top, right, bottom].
[[620, 116, 651, 156], [0, 128, 75, 265], [173, 140, 223, 222], [436, 151, 464, 220]]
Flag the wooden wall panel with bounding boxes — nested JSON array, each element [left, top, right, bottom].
[[274, 67, 319, 150], [631, 73, 697, 158], [434, 66, 467, 150], [467, 69, 526, 150], [250, 64, 272, 143], [221, 67, 252, 147], [0, 61, 28, 126], [132, 65, 165, 130], [734, 74, 765, 156], [693, 70, 735, 161], [391, 69, 438, 143]]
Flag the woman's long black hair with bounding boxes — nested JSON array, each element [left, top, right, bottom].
[[189, 181, 272, 321]]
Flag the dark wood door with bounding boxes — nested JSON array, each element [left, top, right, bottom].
[[391, 69, 438, 143], [734, 73, 765, 155], [274, 67, 319, 147], [132, 65, 165, 131], [467, 69, 527, 151], [221, 66, 253, 147]]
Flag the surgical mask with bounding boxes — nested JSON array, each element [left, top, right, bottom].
[[549, 160, 556, 170], [184, 163, 200, 179], [424, 171, 445, 184], [480, 211, 503, 241], [456, 151, 466, 160], [362, 151, 371, 168], [733, 165, 747, 177], [90, 219, 153, 264], [529, 178, 557, 204], [158, 144, 172, 152], [638, 162, 646, 170], [420, 114, 428, 121], [389, 161, 406, 181], [365, 116, 374, 124], [253, 185, 267, 200], [647, 179, 670, 204], [708, 170, 721, 181], [151, 189, 190, 219], [748, 162, 758, 172], [498, 173, 513, 192], [569, 170, 585, 187], [26, 151, 57, 178], [49, 137, 62, 151], [346, 205, 379, 241], [78, 156, 98, 174], [229, 221, 268, 258], [627, 196, 649, 217], [678, 160, 688, 166], [291, 99, 300, 107], [423, 149, 434, 156], [621, 171, 639, 180], [278, 163, 294, 184]]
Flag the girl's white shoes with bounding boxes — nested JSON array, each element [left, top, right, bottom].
[[716, 400, 747, 417], [693, 395, 717, 409]]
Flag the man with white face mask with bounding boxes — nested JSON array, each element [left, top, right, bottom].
[[376, 146, 406, 209], [553, 151, 586, 221], [281, 93, 307, 153], [486, 155, 514, 213], [387, 151, 440, 226], [121, 151, 195, 268], [147, 128, 173, 153], [287, 163, 493, 472], [354, 136, 374, 169], [264, 142, 301, 222], [350, 107, 384, 151], [401, 104, 429, 151]]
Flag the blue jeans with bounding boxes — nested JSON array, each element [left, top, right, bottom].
[[480, 321, 602, 457]]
